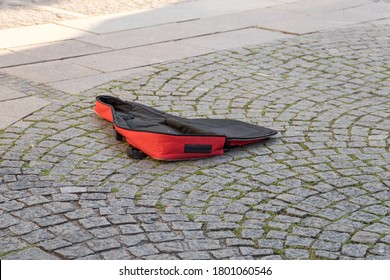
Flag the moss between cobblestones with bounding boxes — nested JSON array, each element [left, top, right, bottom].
[[0, 245, 36, 258], [273, 248, 285, 258], [40, 169, 51, 176], [156, 201, 165, 213], [134, 191, 143, 201], [309, 249, 329, 260], [186, 213, 195, 222], [233, 227, 243, 238], [110, 187, 119, 193], [253, 239, 260, 249]]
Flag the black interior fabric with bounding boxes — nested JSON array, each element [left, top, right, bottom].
[[97, 95, 277, 139]]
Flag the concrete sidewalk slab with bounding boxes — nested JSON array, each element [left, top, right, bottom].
[[10, 40, 112, 61], [256, 16, 353, 35], [76, 8, 299, 50], [66, 41, 214, 73], [273, 0, 373, 15], [59, 0, 280, 34], [372, 18, 390, 26], [317, 2, 390, 24], [64, 50, 160, 73], [0, 50, 41, 68], [0, 96, 51, 118], [0, 85, 26, 101], [0, 23, 94, 49], [46, 67, 153, 94], [0, 96, 51, 129], [75, 18, 248, 50], [1, 60, 101, 83], [180, 28, 295, 51], [0, 115, 21, 129]]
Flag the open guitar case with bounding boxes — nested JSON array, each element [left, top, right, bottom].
[[95, 95, 277, 161]]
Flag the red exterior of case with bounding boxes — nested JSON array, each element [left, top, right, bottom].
[[95, 98, 226, 160]]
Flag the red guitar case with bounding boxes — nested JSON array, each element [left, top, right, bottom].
[[95, 95, 277, 160]]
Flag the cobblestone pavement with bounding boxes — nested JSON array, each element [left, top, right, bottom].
[[0, 0, 186, 29], [1, 23, 390, 260]]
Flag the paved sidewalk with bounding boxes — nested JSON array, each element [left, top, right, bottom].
[[0, 0, 390, 260], [2, 0, 390, 128]]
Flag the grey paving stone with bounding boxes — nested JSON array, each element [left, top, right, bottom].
[[87, 238, 121, 252], [128, 244, 159, 258], [183, 230, 206, 239], [285, 236, 314, 248], [301, 217, 331, 228], [99, 207, 126, 216], [291, 226, 321, 237], [0, 236, 28, 255], [100, 248, 134, 260], [312, 240, 342, 252], [171, 221, 203, 230], [266, 230, 287, 239], [188, 240, 222, 251], [120, 234, 148, 247], [145, 253, 179, 260], [119, 225, 144, 235], [21, 229, 55, 244], [341, 244, 369, 258], [257, 239, 284, 250], [325, 219, 365, 233], [43, 202, 76, 214], [319, 231, 351, 243], [64, 208, 96, 219], [156, 241, 186, 253], [178, 251, 211, 260], [207, 222, 239, 230], [148, 232, 184, 243], [285, 249, 310, 260], [241, 229, 264, 239], [210, 248, 241, 259], [33, 215, 67, 227], [142, 223, 171, 232], [55, 245, 94, 259], [239, 247, 273, 257], [314, 250, 340, 260], [90, 227, 120, 239], [52, 193, 79, 202], [0, 200, 25, 211], [63, 230, 93, 244], [316, 208, 346, 220], [349, 211, 379, 223], [369, 243, 390, 256], [351, 231, 381, 244], [79, 217, 110, 229], [380, 235, 390, 244], [107, 215, 137, 225], [39, 238, 72, 251], [13, 206, 50, 220], [3, 247, 59, 260], [60, 186, 88, 194], [207, 231, 236, 239], [77, 254, 103, 260], [0, 213, 20, 229], [364, 223, 390, 234], [18, 195, 49, 206], [260, 255, 283, 260], [9, 221, 39, 235]]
